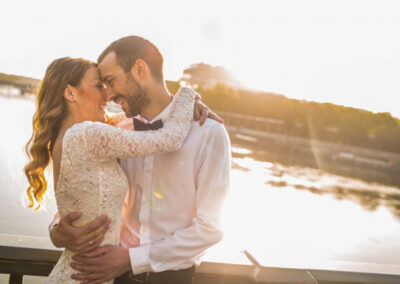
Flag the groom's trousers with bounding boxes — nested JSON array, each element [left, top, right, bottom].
[[114, 265, 195, 284]]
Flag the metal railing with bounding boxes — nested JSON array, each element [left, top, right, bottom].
[[1, 245, 400, 284]]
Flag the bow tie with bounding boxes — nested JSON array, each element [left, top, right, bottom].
[[133, 118, 164, 131]]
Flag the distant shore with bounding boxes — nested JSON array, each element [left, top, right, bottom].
[[228, 125, 400, 187]]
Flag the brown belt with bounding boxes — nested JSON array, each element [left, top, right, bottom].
[[114, 265, 195, 284]]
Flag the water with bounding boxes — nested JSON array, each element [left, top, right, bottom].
[[0, 96, 399, 282], [210, 155, 400, 274]]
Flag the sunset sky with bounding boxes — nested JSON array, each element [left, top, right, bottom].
[[2, 0, 400, 116]]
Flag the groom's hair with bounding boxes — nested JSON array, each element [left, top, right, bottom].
[[98, 36, 164, 83]]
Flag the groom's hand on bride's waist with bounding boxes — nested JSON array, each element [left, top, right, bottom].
[[50, 212, 111, 254], [70, 244, 130, 283]]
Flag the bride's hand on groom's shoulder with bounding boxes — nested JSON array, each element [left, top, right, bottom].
[[50, 212, 111, 254], [194, 100, 224, 126]]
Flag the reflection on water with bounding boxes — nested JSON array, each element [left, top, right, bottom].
[[232, 146, 400, 221], [1, 96, 400, 275]]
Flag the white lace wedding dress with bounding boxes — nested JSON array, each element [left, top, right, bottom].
[[46, 87, 195, 283]]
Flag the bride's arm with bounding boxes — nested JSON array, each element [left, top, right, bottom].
[[110, 94, 224, 129], [80, 87, 195, 159]]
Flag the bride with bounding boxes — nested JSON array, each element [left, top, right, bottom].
[[24, 57, 209, 283]]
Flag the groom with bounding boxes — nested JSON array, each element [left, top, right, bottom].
[[49, 36, 231, 284]]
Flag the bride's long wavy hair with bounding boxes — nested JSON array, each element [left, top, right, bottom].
[[25, 57, 96, 210]]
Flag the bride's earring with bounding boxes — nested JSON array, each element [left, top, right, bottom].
[[64, 85, 76, 102]]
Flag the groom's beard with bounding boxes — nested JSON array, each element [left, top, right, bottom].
[[123, 75, 150, 117]]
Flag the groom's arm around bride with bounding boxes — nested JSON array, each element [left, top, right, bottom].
[[50, 118, 231, 284]]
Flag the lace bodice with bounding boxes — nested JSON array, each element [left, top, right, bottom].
[[46, 87, 195, 283]]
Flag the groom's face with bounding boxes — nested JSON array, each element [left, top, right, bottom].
[[99, 52, 149, 117]]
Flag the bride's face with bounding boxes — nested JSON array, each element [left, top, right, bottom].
[[74, 66, 107, 122]]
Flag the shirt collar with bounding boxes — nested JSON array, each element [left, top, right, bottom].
[[139, 96, 174, 123]]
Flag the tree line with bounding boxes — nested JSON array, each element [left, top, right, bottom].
[[167, 81, 400, 154], [0, 72, 40, 86]]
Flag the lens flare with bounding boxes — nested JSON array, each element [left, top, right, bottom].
[[153, 191, 164, 199]]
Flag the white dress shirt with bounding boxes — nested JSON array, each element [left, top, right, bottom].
[[120, 98, 231, 274]]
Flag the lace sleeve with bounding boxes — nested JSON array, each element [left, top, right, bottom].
[[79, 87, 195, 159]]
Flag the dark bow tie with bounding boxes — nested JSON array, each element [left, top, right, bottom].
[[133, 118, 164, 131]]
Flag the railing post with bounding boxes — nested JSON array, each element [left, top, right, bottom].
[[9, 274, 23, 284]]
